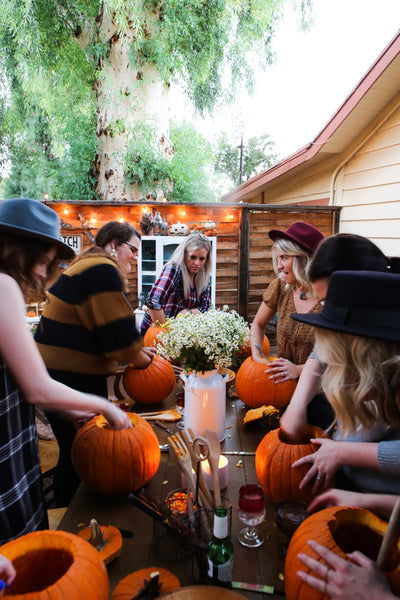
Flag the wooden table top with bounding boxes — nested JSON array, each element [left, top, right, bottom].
[[58, 388, 288, 599]]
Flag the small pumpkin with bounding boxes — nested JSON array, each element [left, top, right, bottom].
[[112, 567, 180, 600], [237, 334, 270, 359], [255, 425, 324, 504], [78, 519, 122, 564], [236, 356, 296, 409], [71, 413, 160, 495], [0, 529, 108, 599], [123, 355, 175, 404], [285, 506, 400, 600], [144, 324, 165, 349]]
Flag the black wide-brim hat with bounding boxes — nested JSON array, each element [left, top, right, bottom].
[[0, 198, 74, 260], [291, 270, 400, 342]]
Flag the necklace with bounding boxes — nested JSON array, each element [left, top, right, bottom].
[[295, 288, 308, 300]]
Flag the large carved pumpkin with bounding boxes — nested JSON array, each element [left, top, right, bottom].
[[72, 413, 160, 495], [285, 506, 400, 600], [236, 356, 296, 409], [144, 325, 165, 349], [0, 530, 109, 599], [112, 567, 180, 600], [255, 425, 324, 504], [123, 355, 175, 404]]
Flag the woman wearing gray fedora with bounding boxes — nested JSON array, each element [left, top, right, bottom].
[[291, 269, 400, 497], [250, 221, 324, 381], [0, 198, 132, 544]]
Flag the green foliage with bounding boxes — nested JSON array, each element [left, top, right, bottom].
[[169, 121, 214, 203], [0, 0, 311, 199], [213, 132, 278, 187], [124, 120, 215, 202]]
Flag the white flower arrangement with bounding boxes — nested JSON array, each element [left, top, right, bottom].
[[157, 306, 249, 373]]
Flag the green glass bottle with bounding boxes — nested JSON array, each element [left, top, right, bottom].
[[207, 506, 233, 587]]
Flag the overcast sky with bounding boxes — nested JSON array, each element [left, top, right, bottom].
[[171, 0, 400, 161]]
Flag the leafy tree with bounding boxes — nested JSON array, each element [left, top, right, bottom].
[[213, 132, 278, 187], [0, 0, 311, 201]]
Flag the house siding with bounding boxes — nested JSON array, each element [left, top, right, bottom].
[[338, 104, 400, 255]]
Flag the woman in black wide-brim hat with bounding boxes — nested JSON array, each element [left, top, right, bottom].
[[250, 221, 324, 381], [290, 269, 400, 498], [0, 198, 132, 545]]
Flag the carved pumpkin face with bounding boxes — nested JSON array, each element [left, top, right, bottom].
[[285, 506, 400, 600], [71, 413, 161, 495], [0, 530, 109, 599]]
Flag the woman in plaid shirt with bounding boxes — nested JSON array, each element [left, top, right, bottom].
[[141, 233, 212, 334]]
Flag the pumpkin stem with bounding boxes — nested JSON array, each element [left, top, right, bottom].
[[88, 519, 108, 551], [132, 571, 161, 599]]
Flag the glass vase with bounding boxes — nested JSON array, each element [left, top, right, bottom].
[[182, 369, 227, 442]]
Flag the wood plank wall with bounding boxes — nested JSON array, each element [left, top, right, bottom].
[[47, 202, 339, 324]]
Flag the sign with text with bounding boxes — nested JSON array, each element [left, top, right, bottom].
[[61, 234, 82, 255]]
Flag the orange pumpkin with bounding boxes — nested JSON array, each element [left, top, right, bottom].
[[123, 355, 175, 404], [144, 325, 165, 349], [0, 529, 108, 599], [237, 334, 270, 359], [285, 506, 400, 600], [71, 413, 160, 495], [78, 519, 122, 565], [112, 567, 180, 600], [236, 356, 296, 409], [255, 425, 324, 504]]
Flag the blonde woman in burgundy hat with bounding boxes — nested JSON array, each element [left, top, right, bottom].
[[250, 221, 324, 382]]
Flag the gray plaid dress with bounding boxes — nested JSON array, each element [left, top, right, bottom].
[[0, 358, 48, 543]]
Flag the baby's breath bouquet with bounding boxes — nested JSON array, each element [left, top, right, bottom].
[[157, 306, 249, 373]]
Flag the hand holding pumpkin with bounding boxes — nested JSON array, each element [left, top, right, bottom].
[[292, 437, 342, 492], [265, 357, 301, 382], [297, 540, 396, 600], [0, 554, 16, 593]]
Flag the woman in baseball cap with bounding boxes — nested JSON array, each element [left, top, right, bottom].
[[250, 221, 324, 383], [0, 198, 132, 544]]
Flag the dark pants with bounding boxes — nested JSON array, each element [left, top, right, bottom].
[[45, 371, 108, 507]]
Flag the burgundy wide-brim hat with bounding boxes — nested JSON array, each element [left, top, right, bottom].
[[268, 221, 324, 255], [291, 270, 400, 342]]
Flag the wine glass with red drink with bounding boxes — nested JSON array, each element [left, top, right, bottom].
[[237, 484, 266, 547]]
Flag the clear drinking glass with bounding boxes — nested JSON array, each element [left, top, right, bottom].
[[237, 484, 266, 547]]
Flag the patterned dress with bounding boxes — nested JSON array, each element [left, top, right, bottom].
[[263, 277, 322, 365], [0, 359, 48, 543]]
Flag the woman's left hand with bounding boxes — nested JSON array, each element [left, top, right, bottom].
[[292, 438, 342, 493], [265, 357, 300, 382]]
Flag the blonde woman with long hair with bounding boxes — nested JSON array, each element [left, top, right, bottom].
[[291, 270, 400, 496], [141, 233, 212, 334], [250, 222, 324, 381]]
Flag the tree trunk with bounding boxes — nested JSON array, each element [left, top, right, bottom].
[[91, 9, 171, 202]]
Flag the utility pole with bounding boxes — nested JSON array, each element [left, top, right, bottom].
[[238, 136, 244, 185]]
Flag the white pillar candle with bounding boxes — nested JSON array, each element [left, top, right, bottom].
[[202, 455, 229, 491]]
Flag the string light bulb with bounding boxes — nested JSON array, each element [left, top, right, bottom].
[[64, 207, 69, 215], [119, 215, 124, 223]]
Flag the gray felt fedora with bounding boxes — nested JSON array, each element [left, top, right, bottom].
[[291, 270, 400, 342], [0, 198, 74, 260]]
